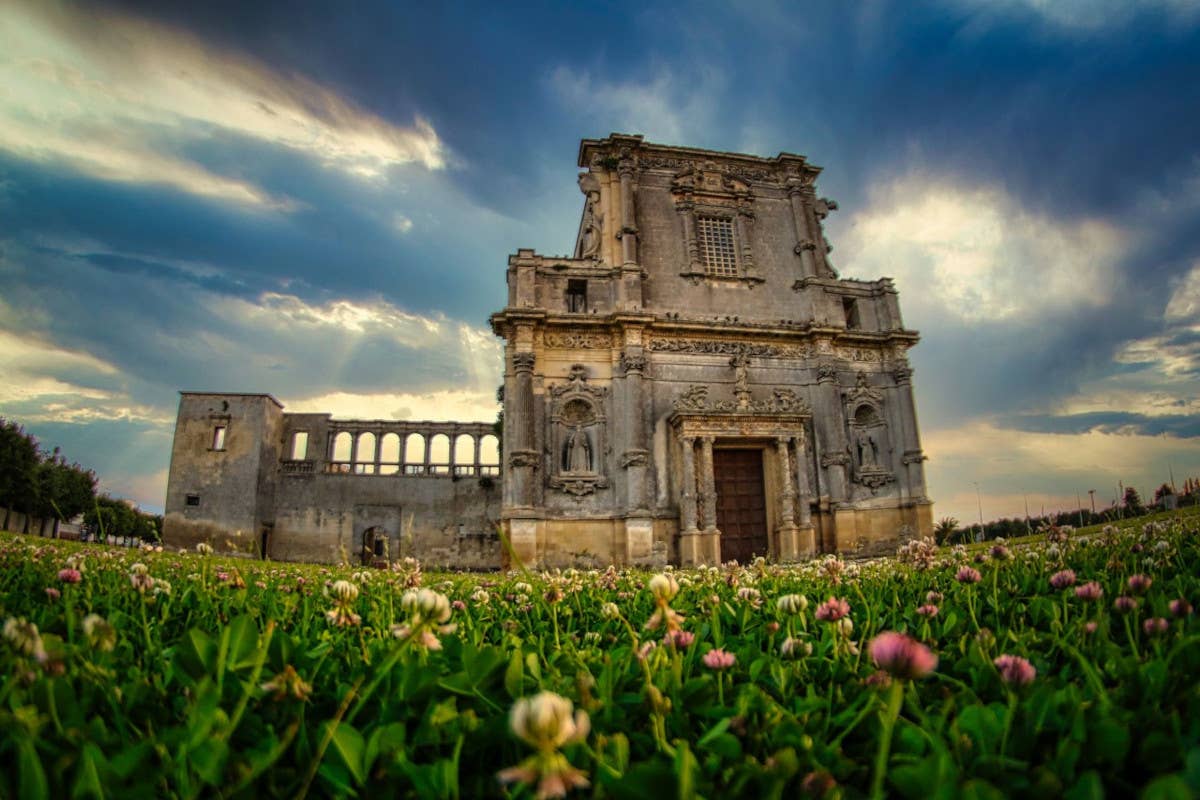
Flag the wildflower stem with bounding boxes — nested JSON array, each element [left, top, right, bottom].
[[870, 679, 904, 800], [1122, 616, 1141, 659], [999, 690, 1017, 757]]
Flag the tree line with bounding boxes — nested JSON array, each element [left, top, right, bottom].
[[933, 484, 1196, 544], [0, 418, 162, 541]]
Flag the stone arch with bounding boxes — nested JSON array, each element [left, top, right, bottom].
[[379, 432, 401, 475], [362, 525, 389, 565], [331, 431, 353, 471], [479, 434, 500, 475], [404, 433, 426, 474], [853, 403, 881, 427], [454, 433, 476, 475], [355, 432, 377, 474], [429, 433, 451, 474]]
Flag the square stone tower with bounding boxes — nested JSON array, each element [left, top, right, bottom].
[[492, 134, 932, 567]]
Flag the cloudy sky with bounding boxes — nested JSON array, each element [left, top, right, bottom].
[[2, 0, 1199, 525]]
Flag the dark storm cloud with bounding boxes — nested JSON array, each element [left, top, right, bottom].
[[4, 0, 1200, 514], [1003, 411, 1200, 438]]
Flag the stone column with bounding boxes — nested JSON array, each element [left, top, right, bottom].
[[374, 429, 383, 474], [815, 363, 850, 505], [775, 437, 800, 560], [892, 361, 928, 499], [735, 209, 759, 281], [349, 433, 359, 472], [506, 351, 538, 506], [618, 156, 638, 268], [677, 436, 702, 566], [621, 352, 649, 511], [787, 180, 818, 279], [793, 432, 816, 557], [699, 436, 720, 563]]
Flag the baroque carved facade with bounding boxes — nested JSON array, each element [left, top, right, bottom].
[[491, 134, 933, 567], [162, 134, 932, 568]]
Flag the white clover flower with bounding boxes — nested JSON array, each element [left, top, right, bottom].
[[600, 602, 620, 620], [776, 594, 809, 615], [330, 580, 359, 603], [648, 573, 679, 603]]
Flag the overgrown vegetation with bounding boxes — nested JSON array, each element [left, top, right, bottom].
[[0, 510, 1197, 797]]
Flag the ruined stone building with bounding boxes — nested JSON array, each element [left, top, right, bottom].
[[164, 134, 933, 567]]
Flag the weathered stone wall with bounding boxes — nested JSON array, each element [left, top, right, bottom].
[[163, 393, 503, 567], [269, 471, 501, 568], [164, 393, 281, 556]]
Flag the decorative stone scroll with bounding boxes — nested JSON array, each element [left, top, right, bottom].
[[672, 385, 812, 416], [544, 331, 613, 350], [620, 352, 647, 374], [648, 338, 811, 359], [547, 365, 609, 498]]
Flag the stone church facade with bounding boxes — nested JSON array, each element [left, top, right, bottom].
[[163, 134, 932, 567]]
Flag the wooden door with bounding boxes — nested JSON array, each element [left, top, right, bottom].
[[713, 448, 769, 563]]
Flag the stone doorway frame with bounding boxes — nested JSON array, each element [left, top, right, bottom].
[[668, 408, 816, 566]]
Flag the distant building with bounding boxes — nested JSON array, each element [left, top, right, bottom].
[[163, 134, 933, 567]]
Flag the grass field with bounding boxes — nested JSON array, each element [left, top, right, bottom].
[[0, 510, 1198, 798]]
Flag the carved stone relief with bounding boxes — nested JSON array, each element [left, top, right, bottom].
[[842, 373, 894, 493], [547, 365, 609, 498], [543, 331, 613, 349]]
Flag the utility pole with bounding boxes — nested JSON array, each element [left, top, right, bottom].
[[973, 481, 985, 542], [1088, 489, 1096, 516], [1076, 492, 1083, 528], [1024, 491, 1032, 536]]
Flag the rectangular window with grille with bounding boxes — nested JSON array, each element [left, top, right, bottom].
[[697, 215, 738, 276]]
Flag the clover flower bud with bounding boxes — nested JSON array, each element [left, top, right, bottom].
[[776, 594, 808, 615], [994, 654, 1036, 687], [1049, 569, 1076, 589], [1143, 617, 1169, 636], [1127, 574, 1152, 594], [1113, 595, 1138, 613], [81, 613, 116, 652], [702, 648, 736, 670], [648, 573, 679, 603], [955, 566, 982, 584], [1169, 598, 1192, 618], [58, 568, 82, 584], [509, 691, 589, 751], [1074, 581, 1103, 601], [814, 596, 850, 622], [869, 631, 937, 680], [330, 580, 359, 603], [916, 604, 939, 618]]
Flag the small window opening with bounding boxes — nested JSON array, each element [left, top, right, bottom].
[[843, 297, 861, 330], [186, 494, 201, 507], [212, 426, 227, 450], [697, 216, 738, 276], [566, 279, 587, 313], [291, 431, 309, 460]]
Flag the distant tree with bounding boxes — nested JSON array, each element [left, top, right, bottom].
[[1123, 486, 1146, 516], [1153, 483, 1174, 504], [32, 449, 97, 522], [933, 516, 959, 544], [0, 419, 40, 519]]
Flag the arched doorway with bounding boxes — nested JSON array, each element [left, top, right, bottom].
[[361, 526, 389, 566]]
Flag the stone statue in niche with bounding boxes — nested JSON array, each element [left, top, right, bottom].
[[578, 172, 603, 259], [853, 427, 879, 469], [548, 373, 609, 498], [562, 425, 594, 473]]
